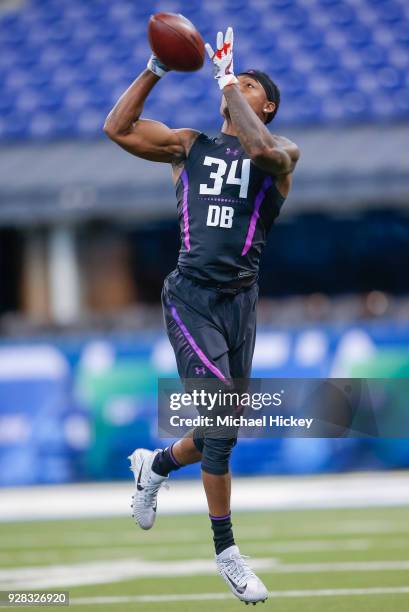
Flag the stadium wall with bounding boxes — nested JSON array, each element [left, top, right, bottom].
[[1, 322, 409, 487]]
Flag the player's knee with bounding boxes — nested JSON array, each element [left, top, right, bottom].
[[201, 437, 237, 475]]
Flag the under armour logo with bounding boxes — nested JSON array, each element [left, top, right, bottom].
[[195, 366, 207, 376], [225, 147, 240, 156]]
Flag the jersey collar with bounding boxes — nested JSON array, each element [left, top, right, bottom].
[[218, 132, 240, 142]]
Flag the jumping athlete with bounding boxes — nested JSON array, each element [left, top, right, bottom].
[[104, 27, 300, 605]]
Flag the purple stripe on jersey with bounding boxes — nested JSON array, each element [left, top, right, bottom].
[[180, 169, 191, 252], [169, 443, 182, 467], [241, 176, 274, 256], [169, 302, 227, 383]]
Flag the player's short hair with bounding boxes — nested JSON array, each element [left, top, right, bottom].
[[238, 69, 280, 123]]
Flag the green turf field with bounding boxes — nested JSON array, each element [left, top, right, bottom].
[[1, 506, 409, 611]]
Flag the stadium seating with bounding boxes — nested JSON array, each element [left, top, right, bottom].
[[0, 0, 408, 140]]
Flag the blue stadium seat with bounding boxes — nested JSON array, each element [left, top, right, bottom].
[[394, 24, 409, 45], [346, 24, 373, 48], [298, 26, 326, 51], [0, 94, 14, 117], [394, 88, 409, 116], [0, 112, 30, 140], [328, 68, 357, 94], [286, 6, 311, 29], [0, 0, 408, 141], [377, 1, 406, 25]]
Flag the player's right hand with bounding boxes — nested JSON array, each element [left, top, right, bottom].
[[147, 53, 170, 78], [205, 27, 238, 90]]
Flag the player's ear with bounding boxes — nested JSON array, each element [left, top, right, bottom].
[[263, 101, 275, 122]]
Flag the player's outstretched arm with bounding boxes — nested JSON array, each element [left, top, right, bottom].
[[224, 84, 300, 175], [103, 55, 199, 163], [205, 28, 300, 176]]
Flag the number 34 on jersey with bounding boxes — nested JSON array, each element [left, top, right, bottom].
[[199, 156, 251, 229]]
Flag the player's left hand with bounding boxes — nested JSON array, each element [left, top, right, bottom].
[[205, 27, 238, 90]]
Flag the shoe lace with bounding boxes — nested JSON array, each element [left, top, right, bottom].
[[222, 553, 255, 587]]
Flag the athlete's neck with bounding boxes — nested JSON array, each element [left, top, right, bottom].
[[220, 119, 238, 137]]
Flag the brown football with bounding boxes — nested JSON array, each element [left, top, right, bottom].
[[148, 12, 205, 72]]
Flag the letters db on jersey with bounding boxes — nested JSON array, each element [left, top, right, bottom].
[[175, 132, 286, 284]]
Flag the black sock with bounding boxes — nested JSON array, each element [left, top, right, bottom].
[[151, 444, 182, 477], [210, 512, 235, 555]]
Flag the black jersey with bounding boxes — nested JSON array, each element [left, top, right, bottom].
[[175, 131, 286, 284]]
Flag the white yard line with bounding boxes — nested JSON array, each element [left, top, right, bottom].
[[0, 559, 275, 590], [271, 560, 409, 573], [70, 586, 409, 605], [1, 558, 409, 590], [0, 539, 374, 566], [0, 538, 373, 566], [1, 471, 409, 522]]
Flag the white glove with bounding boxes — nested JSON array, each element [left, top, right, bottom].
[[147, 53, 170, 78], [205, 26, 238, 90]]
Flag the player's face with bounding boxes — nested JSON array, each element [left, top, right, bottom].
[[220, 75, 275, 124]]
